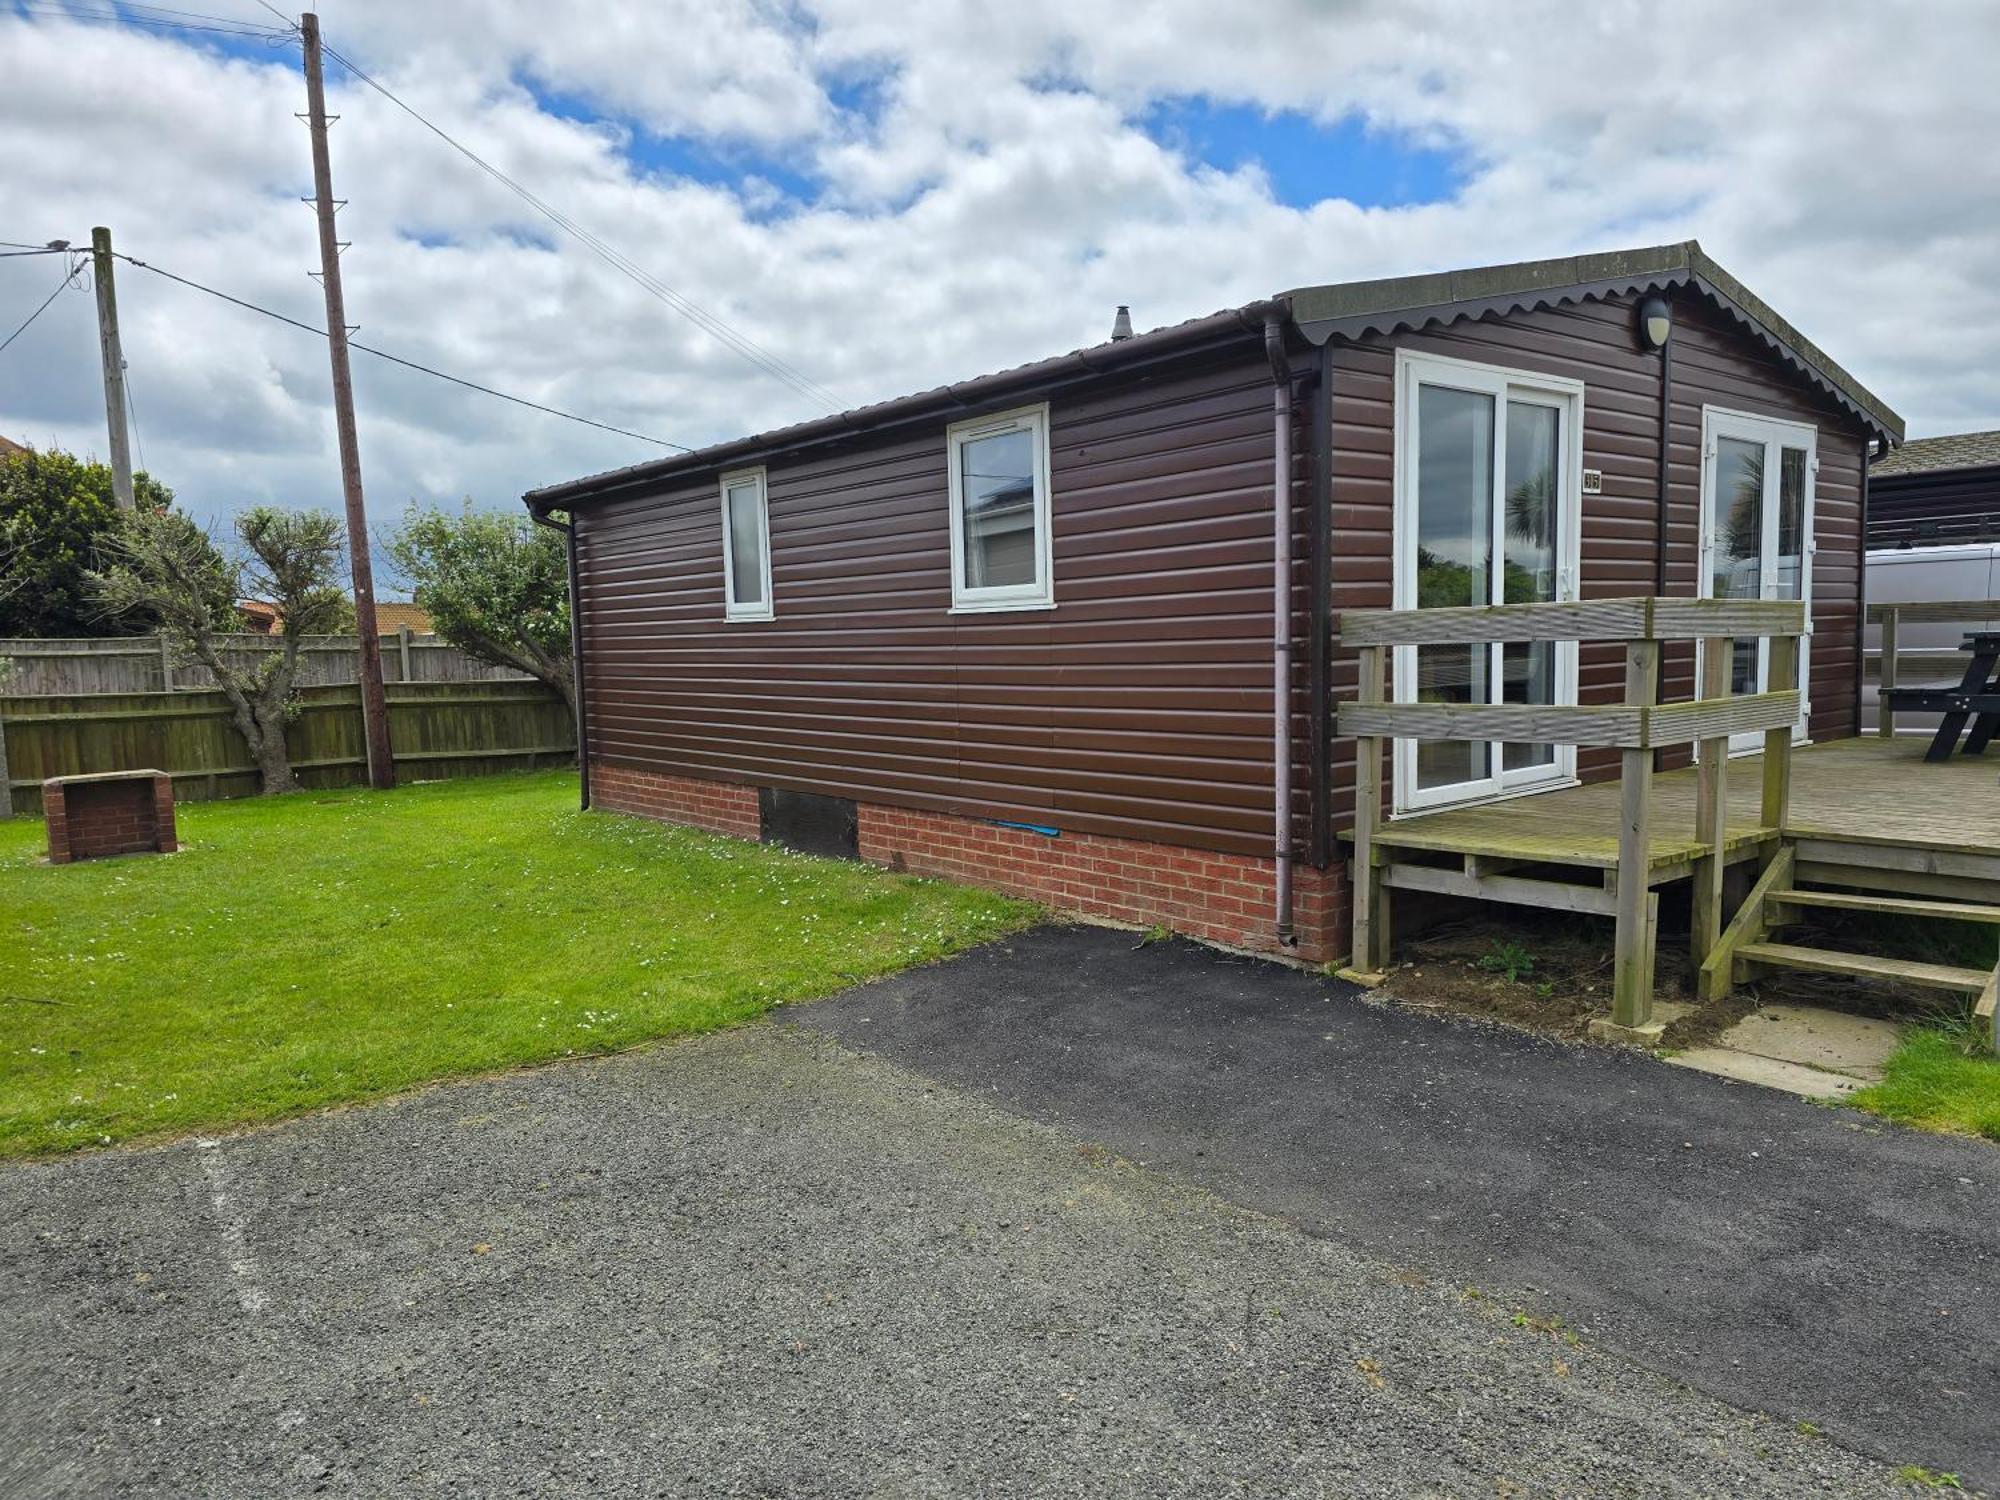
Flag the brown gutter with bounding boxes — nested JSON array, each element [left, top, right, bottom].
[[1307, 341, 1332, 870], [1264, 312, 1296, 948], [1654, 294, 1673, 597]]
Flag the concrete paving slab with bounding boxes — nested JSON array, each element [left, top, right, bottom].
[[1721, 1003, 1901, 1080], [1670, 1003, 1902, 1099], [1668, 1046, 1864, 1099]]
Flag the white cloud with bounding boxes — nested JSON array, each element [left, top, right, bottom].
[[0, 0, 1994, 559]]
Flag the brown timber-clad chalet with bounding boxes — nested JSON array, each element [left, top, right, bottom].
[[1867, 429, 2000, 548], [524, 241, 1902, 965]]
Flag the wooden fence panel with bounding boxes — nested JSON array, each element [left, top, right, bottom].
[[0, 633, 527, 695], [0, 680, 572, 815]]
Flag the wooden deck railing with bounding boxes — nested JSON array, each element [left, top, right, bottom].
[[1336, 596, 1807, 1036], [1868, 599, 2000, 738]]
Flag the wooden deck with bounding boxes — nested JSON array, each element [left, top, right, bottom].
[[1365, 735, 2000, 881]]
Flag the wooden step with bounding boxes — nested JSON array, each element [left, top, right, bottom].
[[1735, 942, 1991, 995], [1771, 888, 2000, 925]]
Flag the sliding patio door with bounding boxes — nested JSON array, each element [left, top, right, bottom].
[[1698, 408, 1815, 753], [1392, 351, 1584, 814]]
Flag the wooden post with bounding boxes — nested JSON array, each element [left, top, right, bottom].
[[1349, 644, 1389, 973], [397, 624, 414, 683], [1608, 637, 1660, 1036], [89, 227, 135, 511], [1876, 607, 1898, 738], [1762, 633, 1797, 829], [0, 703, 11, 819], [302, 14, 394, 791], [1691, 635, 1731, 963], [157, 629, 173, 692]]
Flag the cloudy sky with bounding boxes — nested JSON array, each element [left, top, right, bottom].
[[2, 0, 1997, 564]]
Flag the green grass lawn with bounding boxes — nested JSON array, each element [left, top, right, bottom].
[[1849, 1020, 2000, 1142], [1814, 914, 2000, 1142], [0, 771, 1034, 1158]]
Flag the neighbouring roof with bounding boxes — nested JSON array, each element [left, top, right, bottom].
[[524, 240, 1901, 510], [373, 601, 433, 635], [237, 598, 282, 634], [1869, 429, 2000, 478], [0, 435, 27, 458]]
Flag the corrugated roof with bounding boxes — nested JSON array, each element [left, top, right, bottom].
[[1870, 429, 2000, 477], [524, 241, 1903, 509]]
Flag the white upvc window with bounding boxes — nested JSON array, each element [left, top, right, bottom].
[[1696, 405, 1818, 752], [1391, 349, 1586, 816], [946, 403, 1054, 612], [720, 467, 773, 621]]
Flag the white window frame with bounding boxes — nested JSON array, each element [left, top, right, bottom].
[[719, 466, 774, 622], [1696, 405, 1817, 753], [946, 402, 1055, 613], [1391, 348, 1587, 817]]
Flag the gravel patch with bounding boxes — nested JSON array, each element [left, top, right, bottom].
[[0, 1025, 1928, 1498]]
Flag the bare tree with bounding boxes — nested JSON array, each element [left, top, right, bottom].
[[92, 507, 348, 794]]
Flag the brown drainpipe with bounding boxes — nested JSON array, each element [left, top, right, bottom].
[[1264, 312, 1296, 947]]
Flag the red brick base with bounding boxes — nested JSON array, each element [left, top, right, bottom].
[[44, 770, 178, 864], [589, 762, 1347, 964], [592, 763, 761, 840]]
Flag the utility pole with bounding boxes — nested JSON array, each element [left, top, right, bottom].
[[89, 227, 135, 510], [301, 11, 394, 789]]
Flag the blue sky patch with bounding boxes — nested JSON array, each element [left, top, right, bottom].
[[1141, 99, 1461, 209], [521, 78, 821, 214]]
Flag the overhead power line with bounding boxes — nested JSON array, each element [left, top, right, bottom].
[[8, 2, 291, 41], [114, 252, 694, 451], [0, 257, 81, 357], [313, 38, 845, 414]]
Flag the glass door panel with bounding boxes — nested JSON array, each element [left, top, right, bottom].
[[1712, 435, 1765, 696], [1500, 399, 1561, 775], [1395, 355, 1579, 813], [1413, 384, 1493, 794], [1700, 414, 1815, 754]]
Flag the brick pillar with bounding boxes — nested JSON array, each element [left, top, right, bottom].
[[43, 781, 70, 865]]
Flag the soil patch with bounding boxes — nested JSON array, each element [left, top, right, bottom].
[[1370, 908, 1954, 1049]]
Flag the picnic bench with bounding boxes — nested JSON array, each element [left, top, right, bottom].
[[1879, 630, 2000, 761]]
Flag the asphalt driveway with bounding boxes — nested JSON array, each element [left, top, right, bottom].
[[0, 923, 1988, 1496], [798, 924, 2000, 1492], [0, 1024, 1930, 1497]]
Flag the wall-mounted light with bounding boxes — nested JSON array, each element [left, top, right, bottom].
[[1637, 293, 1673, 351]]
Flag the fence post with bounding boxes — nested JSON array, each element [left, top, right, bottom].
[[1610, 637, 1661, 1035], [397, 625, 414, 683], [1763, 633, 1797, 829], [1875, 606, 1897, 738], [1691, 635, 1731, 964], [157, 629, 174, 692], [1349, 643, 1388, 973], [0, 704, 11, 819]]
